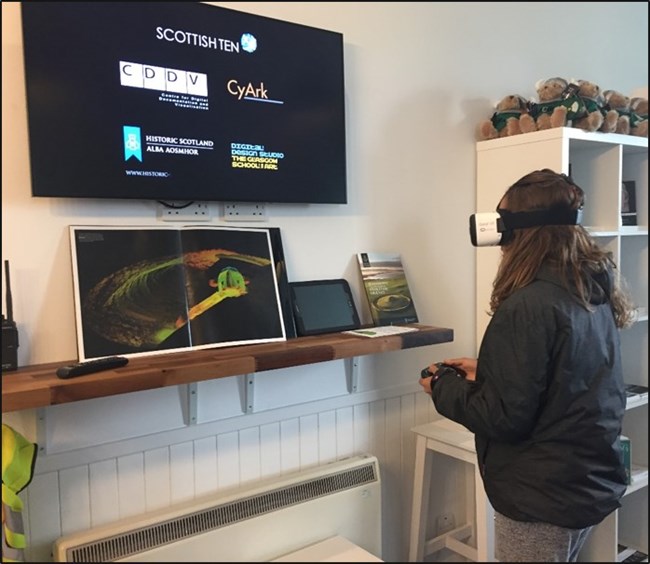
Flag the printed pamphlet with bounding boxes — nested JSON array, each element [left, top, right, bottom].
[[343, 326, 418, 338], [357, 252, 419, 326]]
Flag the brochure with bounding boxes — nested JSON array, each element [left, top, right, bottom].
[[343, 326, 418, 338], [357, 252, 419, 326]]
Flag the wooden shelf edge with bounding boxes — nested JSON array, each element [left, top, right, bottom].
[[1, 324, 453, 413]]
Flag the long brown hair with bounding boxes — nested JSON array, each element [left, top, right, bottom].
[[490, 169, 635, 328]]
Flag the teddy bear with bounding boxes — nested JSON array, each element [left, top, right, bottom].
[[478, 94, 536, 140], [629, 97, 648, 137], [530, 77, 586, 130], [602, 90, 631, 135], [571, 79, 605, 132]]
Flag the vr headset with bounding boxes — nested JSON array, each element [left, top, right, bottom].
[[469, 207, 583, 247]]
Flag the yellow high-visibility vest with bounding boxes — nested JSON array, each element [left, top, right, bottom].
[[2, 424, 37, 563]]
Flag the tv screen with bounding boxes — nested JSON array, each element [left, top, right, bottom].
[[20, 2, 347, 204]]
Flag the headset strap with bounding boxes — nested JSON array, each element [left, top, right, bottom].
[[497, 207, 583, 231]]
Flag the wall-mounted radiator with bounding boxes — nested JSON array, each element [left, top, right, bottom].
[[53, 454, 381, 562]]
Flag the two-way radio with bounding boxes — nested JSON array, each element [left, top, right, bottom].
[[2, 259, 19, 372]]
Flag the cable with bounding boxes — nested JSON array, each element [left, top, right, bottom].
[[157, 200, 195, 209]]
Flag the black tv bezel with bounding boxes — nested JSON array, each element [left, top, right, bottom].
[[20, 1, 348, 205]]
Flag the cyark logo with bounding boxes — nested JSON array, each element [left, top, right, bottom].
[[227, 80, 283, 105]]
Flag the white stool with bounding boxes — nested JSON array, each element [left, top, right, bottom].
[[408, 418, 495, 562]]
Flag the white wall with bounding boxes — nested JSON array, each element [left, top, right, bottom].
[[2, 2, 648, 561]]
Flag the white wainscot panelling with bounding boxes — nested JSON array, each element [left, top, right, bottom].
[[193, 435, 219, 497], [116, 453, 146, 519], [144, 447, 171, 512], [25, 389, 438, 562], [170, 441, 195, 505], [299, 413, 319, 469], [88, 459, 120, 527]]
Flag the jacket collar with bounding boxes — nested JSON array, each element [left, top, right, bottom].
[[535, 264, 610, 305]]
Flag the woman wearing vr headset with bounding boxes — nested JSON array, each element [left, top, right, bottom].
[[419, 169, 635, 562]]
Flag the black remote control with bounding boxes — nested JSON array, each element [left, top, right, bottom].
[[56, 356, 129, 379], [420, 362, 467, 380]]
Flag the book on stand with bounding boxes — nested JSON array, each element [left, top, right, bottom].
[[621, 180, 637, 226], [620, 435, 631, 485], [356, 252, 419, 326], [618, 544, 649, 563], [625, 384, 649, 399], [625, 384, 649, 409], [70, 226, 288, 361]]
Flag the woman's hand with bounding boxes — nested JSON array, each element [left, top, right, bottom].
[[418, 372, 433, 395], [443, 357, 478, 381], [419, 357, 478, 395]]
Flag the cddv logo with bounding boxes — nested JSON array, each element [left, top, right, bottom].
[[120, 61, 208, 97], [123, 126, 142, 162]]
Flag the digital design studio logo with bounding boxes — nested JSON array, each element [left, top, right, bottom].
[[124, 126, 143, 162]]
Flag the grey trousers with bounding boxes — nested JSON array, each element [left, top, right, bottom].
[[495, 512, 594, 562]]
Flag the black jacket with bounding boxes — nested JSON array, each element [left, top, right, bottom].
[[432, 265, 627, 528]]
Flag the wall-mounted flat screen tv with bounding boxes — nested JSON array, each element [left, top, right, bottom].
[[21, 2, 347, 204]]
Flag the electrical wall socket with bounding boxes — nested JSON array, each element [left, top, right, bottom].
[[158, 202, 211, 222], [223, 203, 267, 222], [436, 512, 456, 535]]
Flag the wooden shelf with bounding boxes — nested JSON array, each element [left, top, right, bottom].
[[1, 324, 453, 413]]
